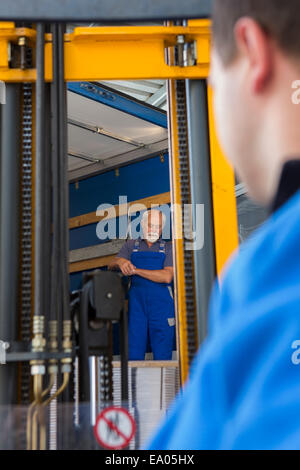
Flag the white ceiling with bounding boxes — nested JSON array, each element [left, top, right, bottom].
[[66, 23, 169, 181], [98, 80, 167, 110], [67, 86, 168, 181]]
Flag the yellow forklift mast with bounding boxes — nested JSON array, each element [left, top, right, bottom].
[[0, 1, 238, 450]]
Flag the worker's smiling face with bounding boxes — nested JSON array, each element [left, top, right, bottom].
[[142, 211, 163, 243]]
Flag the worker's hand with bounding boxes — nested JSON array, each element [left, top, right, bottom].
[[119, 259, 136, 276]]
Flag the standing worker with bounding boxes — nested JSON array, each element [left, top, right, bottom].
[[147, 0, 300, 450], [109, 209, 175, 361]]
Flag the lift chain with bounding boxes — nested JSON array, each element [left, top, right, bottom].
[[175, 79, 198, 365], [98, 354, 113, 406], [18, 45, 33, 450]]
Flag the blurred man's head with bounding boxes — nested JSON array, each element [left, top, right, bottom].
[[211, 0, 300, 205], [141, 210, 166, 244]]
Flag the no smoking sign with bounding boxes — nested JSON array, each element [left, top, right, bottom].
[[94, 406, 136, 450]]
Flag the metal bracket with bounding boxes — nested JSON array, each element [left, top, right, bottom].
[[0, 22, 211, 82], [0, 340, 9, 364], [1, 341, 75, 363], [176, 35, 197, 67]]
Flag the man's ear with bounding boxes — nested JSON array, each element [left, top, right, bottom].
[[234, 17, 273, 93]]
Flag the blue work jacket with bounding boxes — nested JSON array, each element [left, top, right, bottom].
[[147, 163, 300, 450]]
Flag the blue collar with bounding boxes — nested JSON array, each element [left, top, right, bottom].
[[133, 238, 166, 253]]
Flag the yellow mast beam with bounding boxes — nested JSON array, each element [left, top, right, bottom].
[[0, 23, 210, 82], [207, 87, 239, 275], [0, 18, 239, 384]]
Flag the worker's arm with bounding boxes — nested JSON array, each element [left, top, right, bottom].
[[108, 257, 136, 276], [133, 267, 174, 284]]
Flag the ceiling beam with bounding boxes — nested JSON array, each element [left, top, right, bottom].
[[146, 83, 167, 108], [0, 0, 212, 22]]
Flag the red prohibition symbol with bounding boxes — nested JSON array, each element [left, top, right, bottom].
[[94, 406, 136, 450]]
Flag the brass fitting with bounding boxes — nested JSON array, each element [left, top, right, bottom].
[[18, 36, 26, 47], [30, 361, 46, 376], [31, 336, 46, 351], [62, 320, 72, 352], [48, 320, 58, 352], [62, 320, 73, 369], [31, 316, 46, 353], [62, 338, 72, 351]]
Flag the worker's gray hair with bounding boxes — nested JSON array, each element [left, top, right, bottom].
[[141, 209, 166, 227]]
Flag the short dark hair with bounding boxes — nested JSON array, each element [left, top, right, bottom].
[[212, 0, 300, 65]]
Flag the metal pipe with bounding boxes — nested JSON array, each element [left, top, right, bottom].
[[185, 79, 217, 345], [50, 23, 60, 326], [43, 372, 70, 406], [31, 374, 43, 450], [29, 24, 47, 452], [0, 83, 21, 408], [89, 357, 97, 425], [58, 23, 70, 322], [120, 306, 129, 403], [34, 22, 46, 319], [37, 373, 55, 450], [28, 371, 69, 450], [79, 283, 91, 403], [50, 23, 63, 450], [44, 82, 52, 337], [27, 399, 37, 449], [27, 373, 55, 450]]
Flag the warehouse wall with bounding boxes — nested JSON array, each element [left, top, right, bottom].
[[69, 152, 171, 292], [69, 152, 172, 355]]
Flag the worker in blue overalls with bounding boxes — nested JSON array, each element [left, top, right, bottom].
[[109, 209, 175, 360], [146, 0, 300, 450]]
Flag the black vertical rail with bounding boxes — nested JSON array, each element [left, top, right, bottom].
[[34, 23, 46, 320], [44, 82, 52, 341], [78, 278, 93, 404], [119, 305, 129, 449], [57, 23, 72, 449], [58, 23, 70, 323], [50, 23, 62, 450], [0, 84, 21, 408], [50, 23, 61, 346], [131, 368, 140, 450], [78, 281, 92, 423], [0, 98, 1, 236], [50, 23, 60, 322], [185, 80, 217, 345], [119, 307, 129, 404], [44, 24, 52, 345]]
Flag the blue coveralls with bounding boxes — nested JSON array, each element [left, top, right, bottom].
[[146, 186, 300, 450], [128, 240, 175, 361]]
